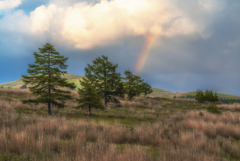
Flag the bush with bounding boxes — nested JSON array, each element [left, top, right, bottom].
[[199, 112, 204, 116], [207, 104, 222, 114]]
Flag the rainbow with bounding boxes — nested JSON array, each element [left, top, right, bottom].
[[134, 34, 157, 75]]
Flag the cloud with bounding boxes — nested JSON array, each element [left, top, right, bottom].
[[0, 0, 226, 50], [0, 0, 22, 10]]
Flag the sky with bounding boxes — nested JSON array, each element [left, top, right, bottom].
[[0, 0, 240, 96]]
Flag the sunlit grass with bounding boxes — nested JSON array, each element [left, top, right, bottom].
[[1, 88, 240, 160]]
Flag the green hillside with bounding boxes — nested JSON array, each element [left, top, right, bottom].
[[1, 74, 240, 100], [0, 73, 84, 90], [147, 88, 174, 98]]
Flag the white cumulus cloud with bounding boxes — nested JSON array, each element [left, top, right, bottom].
[[0, 0, 226, 49], [0, 0, 22, 10]]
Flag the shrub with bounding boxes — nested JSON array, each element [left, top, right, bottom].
[[207, 104, 222, 114]]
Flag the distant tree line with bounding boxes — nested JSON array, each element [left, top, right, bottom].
[[218, 98, 240, 104], [179, 90, 240, 104], [22, 43, 153, 116], [195, 90, 219, 103], [178, 90, 219, 103]]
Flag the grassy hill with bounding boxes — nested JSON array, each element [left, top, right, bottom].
[[1, 73, 240, 100], [0, 73, 84, 90]]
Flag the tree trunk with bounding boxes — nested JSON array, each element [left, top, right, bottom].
[[104, 68, 107, 107], [104, 92, 107, 107], [48, 53, 52, 115], [89, 105, 91, 116], [48, 97, 52, 115]]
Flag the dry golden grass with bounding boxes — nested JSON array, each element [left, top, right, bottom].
[[1, 107, 240, 160], [0, 88, 31, 94], [1, 89, 240, 160], [217, 103, 240, 111], [120, 100, 142, 107], [174, 98, 198, 102]]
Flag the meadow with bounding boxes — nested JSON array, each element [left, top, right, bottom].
[[0, 88, 240, 161]]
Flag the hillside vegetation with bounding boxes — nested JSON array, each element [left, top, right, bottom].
[[0, 88, 240, 160], [0, 74, 84, 90], [1, 74, 240, 100]]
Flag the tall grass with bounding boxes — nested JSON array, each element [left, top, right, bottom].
[[217, 103, 240, 111], [1, 89, 240, 160]]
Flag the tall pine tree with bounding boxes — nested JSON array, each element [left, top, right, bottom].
[[22, 43, 76, 115], [84, 55, 123, 107]]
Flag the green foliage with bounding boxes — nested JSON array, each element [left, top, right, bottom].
[[84, 55, 124, 106], [206, 104, 222, 114], [21, 43, 76, 115], [199, 112, 204, 116], [134, 76, 144, 96], [20, 85, 27, 89], [195, 89, 219, 103], [140, 82, 153, 97], [205, 90, 214, 102], [123, 70, 153, 101], [123, 70, 138, 101], [76, 77, 105, 116], [76, 80, 104, 116], [213, 92, 219, 102], [195, 90, 205, 103], [0, 153, 32, 161]]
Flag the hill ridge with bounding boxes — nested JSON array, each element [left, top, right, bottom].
[[1, 74, 240, 99]]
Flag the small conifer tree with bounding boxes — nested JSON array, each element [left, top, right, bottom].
[[195, 89, 205, 103], [123, 70, 138, 101], [76, 77, 104, 116], [213, 92, 219, 102], [135, 76, 144, 96], [205, 90, 214, 102], [140, 82, 153, 97]]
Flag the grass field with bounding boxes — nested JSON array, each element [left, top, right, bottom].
[[0, 88, 240, 161]]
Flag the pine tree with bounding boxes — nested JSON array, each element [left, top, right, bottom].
[[213, 92, 219, 102], [205, 90, 214, 102], [84, 55, 123, 107], [123, 70, 138, 101], [135, 76, 144, 96], [195, 89, 205, 103], [21, 43, 76, 115], [141, 82, 153, 97], [76, 77, 104, 116]]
